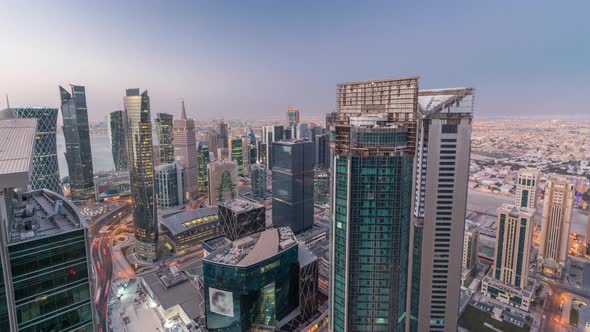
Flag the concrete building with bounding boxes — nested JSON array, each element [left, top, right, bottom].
[[155, 113, 175, 164], [155, 161, 185, 208], [538, 175, 575, 277], [124, 88, 158, 262], [218, 199, 265, 241], [407, 88, 474, 332], [515, 168, 540, 209], [207, 122, 229, 160], [60, 85, 95, 202], [107, 110, 128, 171], [461, 222, 479, 285], [173, 100, 198, 199], [271, 140, 314, 234], [250, 163, 267, 199], [207, 160, 238, 206]]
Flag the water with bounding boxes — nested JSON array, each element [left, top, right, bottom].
[[57, 134, 115, 177]]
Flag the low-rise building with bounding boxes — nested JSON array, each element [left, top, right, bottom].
[[160, 207, 221, 254]]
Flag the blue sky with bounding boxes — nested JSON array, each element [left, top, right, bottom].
[[1, 0, 589, 120]]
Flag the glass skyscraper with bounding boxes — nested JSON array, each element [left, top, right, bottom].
[[107, 110, 128, 171], [0, 107, 62, 193], [197, 142, 210, 192], [271, 140, 314, 234], [60, 85, 95, 202], [124, 89, 158, 262], [155, 161, 185, 208], [155, 113, 175, 164]]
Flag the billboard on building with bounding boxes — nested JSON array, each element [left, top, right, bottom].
[[209, 287, 234, 317]]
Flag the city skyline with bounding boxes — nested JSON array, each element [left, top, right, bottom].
[[2, 1, 589, 121]]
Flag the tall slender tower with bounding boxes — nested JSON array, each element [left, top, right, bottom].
[[60, 85, 95, 202], [538, 175, 574, 277], [173, 100, 199, 199], [515, 168, 540, 209], [329, 77, 418, 332], [107, 110, 128, 171], [124, 89, 158, 262], [155, 113, 175, 164], [407, 88, 474, 332], [285, 106, 300, 128]]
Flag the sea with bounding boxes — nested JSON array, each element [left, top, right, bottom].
[[57, 134, 115, 177]]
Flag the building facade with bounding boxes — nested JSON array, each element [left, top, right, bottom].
[[197, 142, 210, 192], [124, 89, 158, 262], [218, 199, 266, 241], [60, 85, 95, 202], [107, 110, 128, 171], [160, 207, 221, 254], [407, 88, 474, 332], [262, 125, 284, 170], [250, 163, 267, 199], [155, 113, 175, 164], [515, 168, 540, 209], [538, 176, 575, 277], [286, 106, 300, 128], [208, 122, 229, 160], [271, 140, 314, 234], [462, 222, 479, 278], [207, 160, 238, 206], [173, 100, 199, 199], [155, 161, 185, 208]]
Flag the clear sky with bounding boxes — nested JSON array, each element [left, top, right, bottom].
[[1, 0, 589, 121]]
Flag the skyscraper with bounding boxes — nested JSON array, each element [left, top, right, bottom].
[[124, 89, 158, 262], [0, 107, 62, 193], [538, 175, 575, 277], [107, 110, 128, 171], [329, 77, 418, 332], [250, 163, 267, 199], [461, 222, 479, 283], [271, 140, 314, 234], [314, 133, 329, 170], [230, 137, 245, 176], [217, 199, 266, 241], [207, 122, 229, 159], [173, 100, 199, 199], [155, 113, 175, 164], [407, 88, 474, 332], [515, 168, 540, 209], [262, 125, 284, 169], [197, 142, 210, 192], [207, 160, 238, 206], [60, 85, 95, 202], [155, 161, 185, 208], [285, 106, 300, 128]]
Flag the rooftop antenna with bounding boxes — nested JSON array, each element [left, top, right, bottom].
[[5, 93, 10, 109], [181, 98, 187, 120]]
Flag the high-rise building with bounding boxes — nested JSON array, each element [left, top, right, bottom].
[[124, 88, 158, 262], [107, 110, 128, 171], [515, 168, 540, 209], [295, 123, 310, 140], [0, 118, 95, 331], [229, 137, 249, 176], [217, 199, 265, 241], [250, 163, 267, 199], [262, 125, 284, 169], [207, 122, 229, 159], [482, 205, 535, 311], [407, 88, 474, 332], [462, 222, 479, 274], [207, 160, 238, 206], [155, 113, 175, 164], [60, 85, 95, 202], [197, 142, 210, 192], [0, 107, 62, 193], [173, 100, 199, 199], [285, 106, 300, 128], [314, 133, 329, 170], [329, 76, 419, 332], [538, 175, 575, 277], [271, 140, 314, 234], [155, 161, 185, 208], [313, 169, 329, 205]]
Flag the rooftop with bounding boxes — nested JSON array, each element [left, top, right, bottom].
[[498, 204, 535, 217], [418, 88, 474, 117], [142, 269, 202, 320], [220, 198, 264, 213], [161, 206, 218, 236], [0, 118, 37, 189], [205, 227, 297, 267], [8, 189, 86, 244]]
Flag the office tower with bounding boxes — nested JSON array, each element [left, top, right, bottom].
[[60, 85, 95, 202], [285, 106, 300, 127], [314, 170, 329, 205], [329, 77, 418, 332], [250, 163, 267, 199], [295, 123, 310, 140], [407, 88, 474, 332], [217, 199, 265, 241], [242, 138, 252, 176], [155, 161, 185, 208], [230, 138, 245, 176], [314, 133, 329, 170], [197, 142, 210, 192], [538, 175, 575, 277], [262, 125, 284, 169], [284, 127, 293, 140], [515, 168, 540, 209], [203, 227, 318, 331], [271, 140, 314, 234], [217, 148, 229, 161], [207, 160, 238, 206], [124, 89, 158, 262], [155, 113, 175, 164], [0, 118, 95, 331], [257, 141, 267, 165], [152, 145, 160, 167], [208, 122, 229, 158], [481, 205, 535, 311], [461, 222, 479, 284], [0, 107, 62, 193], [173, 100, 199, 199], [107, 110, 128, 171], [247, 128, 257, 165]]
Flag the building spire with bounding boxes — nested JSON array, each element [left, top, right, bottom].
[[5, 93, 9, 109], [181, 98, 187, 120]]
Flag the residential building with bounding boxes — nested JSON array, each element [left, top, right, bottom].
[[408, 88, 474, 332], [155, 161, 185, 208], [218, 199, 266, 241], [207, 160, 238, 206], [155, 113, 175, 164], [250, 163, 267, 199], [286, 106, 300, 128], [271, 140, 314, 234], [124, 88, 158, 262], [60, 85, 95, 202], [173, 100, 199, 199], [515, 168, 540, 209], [107, 110, 128, 171], [538, 175, 575, 277]]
